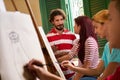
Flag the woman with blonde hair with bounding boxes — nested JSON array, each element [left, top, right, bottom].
[[92, 9, 109, 39], [61, 9, 120, 80]]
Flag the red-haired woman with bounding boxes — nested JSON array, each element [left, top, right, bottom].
[[61, 16, 99, 80]]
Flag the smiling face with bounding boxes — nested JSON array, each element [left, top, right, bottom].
[[92, 10, 109, 39], [52, 15, 64, 31], [108, 1, 120, 48], [93, 21, 108, 39]]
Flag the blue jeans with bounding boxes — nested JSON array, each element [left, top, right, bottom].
[[67, 76, 74, 80], [68, 75, 97, 80], [80, 76, 97, 80]]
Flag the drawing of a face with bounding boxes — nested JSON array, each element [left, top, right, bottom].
[[9, 31, 19, 43]]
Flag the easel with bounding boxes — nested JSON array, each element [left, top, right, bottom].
[[3, 0, 66, 79]]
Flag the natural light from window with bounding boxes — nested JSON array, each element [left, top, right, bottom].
[[70, 0, 84, 21]]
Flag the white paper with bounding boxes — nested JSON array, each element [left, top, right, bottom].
[[0, 12, 46, 80]]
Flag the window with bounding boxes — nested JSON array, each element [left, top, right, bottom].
[[70, 0, 84, 20], [65, 0, 84, 32]]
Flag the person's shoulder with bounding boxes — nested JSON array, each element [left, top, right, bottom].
[[64, 28, 76, 36], [85, 37, 98, 47], [105, 42, 109, 46], [63, 28, 70, 33], [73, 39, 79, 44], [65, 30, 75, 35], [112, 48, 120, 53], [86, 36, 96, 43], [46, 28, 57, 36], [49, 28, 56, 33], [110, 48, 120, 62], [103, 42, 109, 50]]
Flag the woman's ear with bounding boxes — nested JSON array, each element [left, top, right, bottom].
[[77, 25, 81, 30]]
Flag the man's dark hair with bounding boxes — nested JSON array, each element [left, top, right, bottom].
[[49, 9, 66, 23]]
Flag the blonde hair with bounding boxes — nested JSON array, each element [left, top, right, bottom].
[[92, 10, 109, 24]]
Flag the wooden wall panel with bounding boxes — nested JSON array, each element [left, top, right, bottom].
[[4, 0, 42, 26]]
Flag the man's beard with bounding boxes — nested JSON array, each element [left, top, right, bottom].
[[55, 24, 64, 31]]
